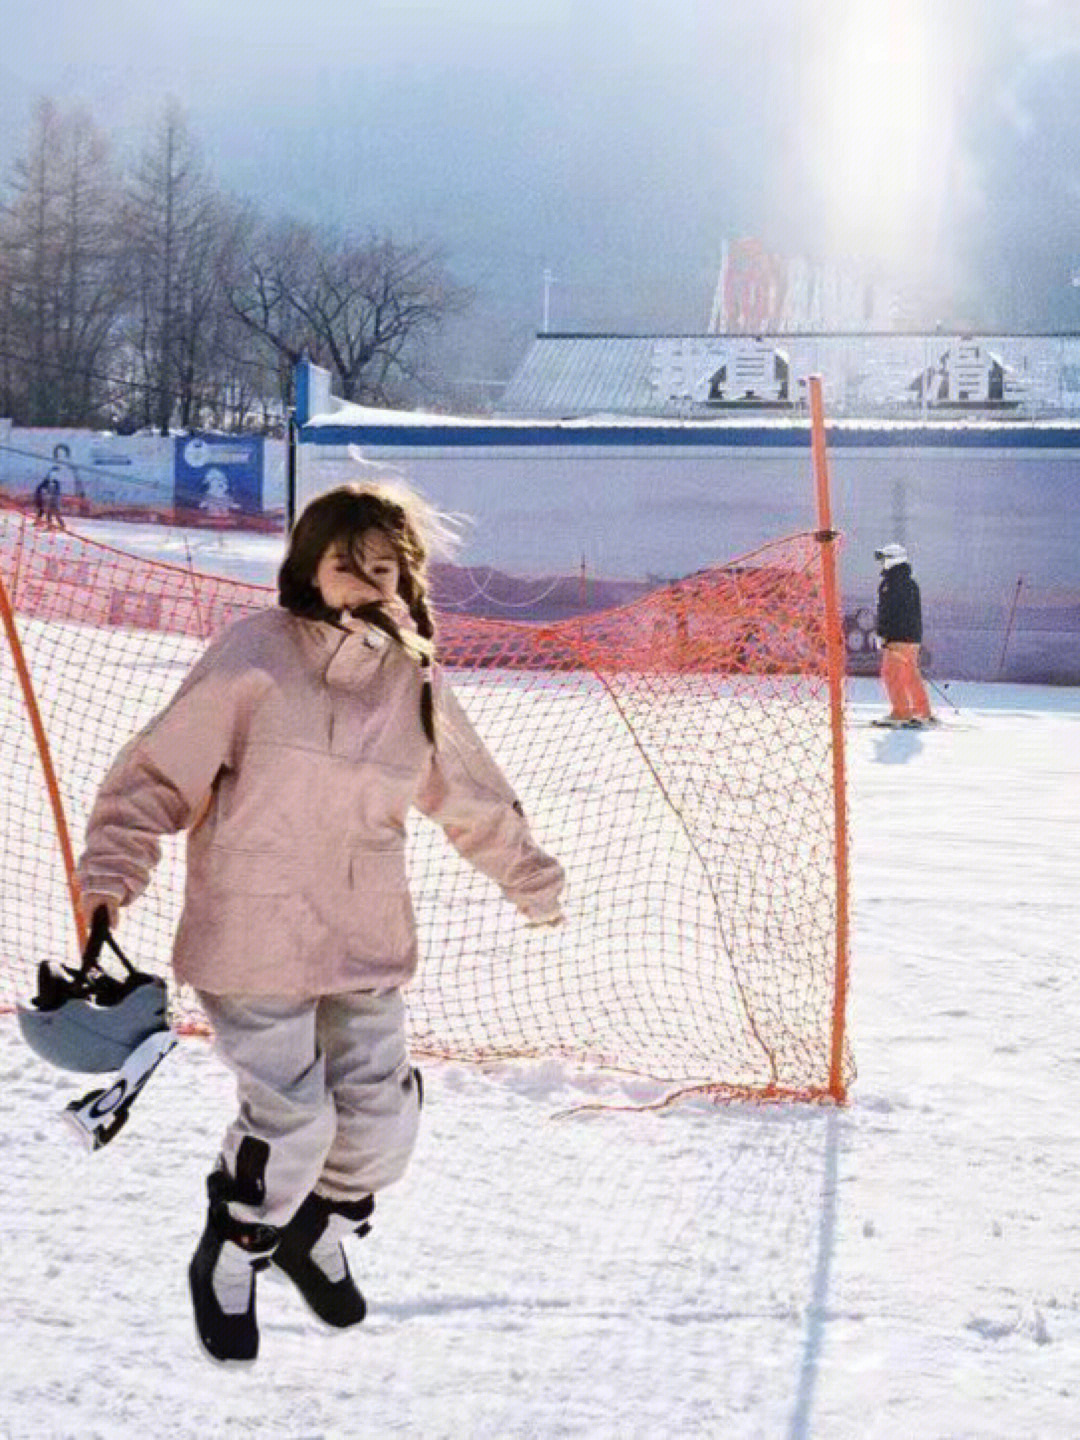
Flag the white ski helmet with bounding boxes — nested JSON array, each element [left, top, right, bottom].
[[17, 915, 169, 1074], [874, 542, 908, 568]]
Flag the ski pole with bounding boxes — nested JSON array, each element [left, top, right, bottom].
[[926, 674, 961, 713]]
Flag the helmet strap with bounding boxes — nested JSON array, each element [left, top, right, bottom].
[[79, 906, 138, 985]]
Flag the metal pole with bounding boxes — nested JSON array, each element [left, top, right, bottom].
[[285, 411, 298, 533]]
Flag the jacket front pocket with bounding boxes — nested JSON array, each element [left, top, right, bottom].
[[207, 847, 297, 898], [346, 848, 407, 894], [344, 848, 414, 963]]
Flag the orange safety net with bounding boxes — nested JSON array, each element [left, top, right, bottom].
[[0, 509, 852, 1101]]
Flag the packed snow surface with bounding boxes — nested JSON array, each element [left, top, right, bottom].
[[2, 519, 1078, 1438]]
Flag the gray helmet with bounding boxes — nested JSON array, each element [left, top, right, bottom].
[[17, 912, 169, 1074]]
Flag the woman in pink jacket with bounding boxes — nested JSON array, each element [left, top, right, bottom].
[[77, 483, 565, 1363]]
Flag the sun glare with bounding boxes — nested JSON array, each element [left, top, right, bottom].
[[820, 5, 960, 265]]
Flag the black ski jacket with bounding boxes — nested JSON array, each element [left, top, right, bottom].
[[876, 563, 923, 644]]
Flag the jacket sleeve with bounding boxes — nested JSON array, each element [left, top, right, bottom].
[[413, 677, 565, 919], [875, 578, 894, 641], [908, 578, 923, 643], [76, 634, 267, 909]]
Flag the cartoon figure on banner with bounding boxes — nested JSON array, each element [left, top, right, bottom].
[[174, 435, 264, 518], [199, 467, 241, 520], [59, 442, 86, 500]]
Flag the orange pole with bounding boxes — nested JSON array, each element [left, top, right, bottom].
[[0, 566, 88, 949], [807, 375, 851, 1102]]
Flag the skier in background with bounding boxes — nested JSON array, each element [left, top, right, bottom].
[[32, 475, 48, 526], [33, 442, 78, 528], [873, 542, 935, 728], [75, 480, 565, 1364], [33, 473, 65, 530]]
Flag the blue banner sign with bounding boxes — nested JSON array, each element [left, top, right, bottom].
[[174, 436, 264, 517]]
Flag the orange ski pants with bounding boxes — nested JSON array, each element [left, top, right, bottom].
[[881, 642, 931, 721]]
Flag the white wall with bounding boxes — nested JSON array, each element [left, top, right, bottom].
[[299, 436, 1080, 594], [0, 428, 287, 513], [299, 431, 1080, 682]]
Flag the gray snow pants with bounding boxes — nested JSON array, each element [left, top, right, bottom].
[[197, 988, 422, 1228]]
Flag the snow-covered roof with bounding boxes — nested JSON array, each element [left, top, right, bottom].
[[295, 358, 1080, 448], [496, 332, 1080, 419]]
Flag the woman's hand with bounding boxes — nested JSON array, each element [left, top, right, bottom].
[[524, 902, 566, 928], [78, 892, 120, 931]]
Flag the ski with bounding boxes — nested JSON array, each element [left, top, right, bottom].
[[856, 717, 975, 732], [64, 1030, 177, 1150]]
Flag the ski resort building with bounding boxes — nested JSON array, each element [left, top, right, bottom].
[[497, 332, 1080, 420]]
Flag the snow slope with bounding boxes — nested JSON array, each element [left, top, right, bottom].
[[1, 528, 1079, 1438]]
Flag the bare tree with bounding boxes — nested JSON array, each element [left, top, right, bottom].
[[0, 99, 471, 428], [1, 99, 125, 424], [124, 99, 231, 432], [227, 216, 470, 407], [191, 200, 288, 430], [5, 99, 61, 423], [54, 112, 128, 423], [0, 226, 21, 418]]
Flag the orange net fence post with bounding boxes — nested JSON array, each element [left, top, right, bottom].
[[808, 374, 852, 1102], [0, 499, 854, 1103], [0, 516, 269, 1034], [0, 568, 87, 951]]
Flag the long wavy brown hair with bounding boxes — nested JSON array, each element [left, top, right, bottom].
[[279, 482, 455, 742]]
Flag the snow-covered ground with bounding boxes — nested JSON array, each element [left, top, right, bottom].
[[67, 517, 287, 588], [2, 522, 1079, 1438]]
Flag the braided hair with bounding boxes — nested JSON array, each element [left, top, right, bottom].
[[279, 482, 454, 744]]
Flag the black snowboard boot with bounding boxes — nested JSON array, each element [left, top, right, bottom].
[[189, 1157, 279, 1363], [272, 1191, 374, 1328]]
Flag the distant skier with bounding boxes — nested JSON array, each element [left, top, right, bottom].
[[873, 543, 934, 728], [34, 443, 76, 528], [33, 473, 65, 530]]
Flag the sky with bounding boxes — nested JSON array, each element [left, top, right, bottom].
[[4, 0, 1080, 377]]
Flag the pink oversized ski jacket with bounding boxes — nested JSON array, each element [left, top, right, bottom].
[[77, 608, 564, 996]]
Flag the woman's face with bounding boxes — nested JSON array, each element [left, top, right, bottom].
[[314, 528, 401, 610]]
